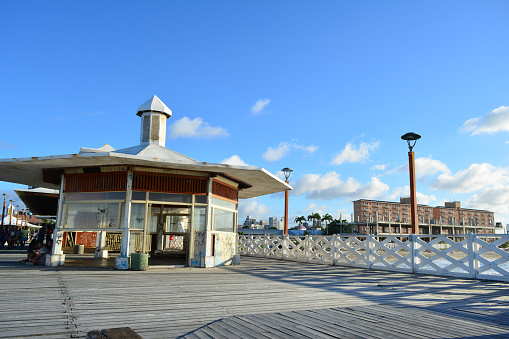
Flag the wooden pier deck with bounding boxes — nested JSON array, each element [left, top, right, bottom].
[[1, 249, 509, 338]]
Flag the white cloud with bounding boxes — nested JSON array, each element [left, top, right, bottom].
[[371, 164, 386, 171], [466, 185, 509, 215], [262, 142, 291, 162], [221, 155, 252, 167], [293, 144, 319, 154], [238, 199, 270, 219], [384, 186, 437, 205], [303, 203, 329, 215], [262, 141, 318, 162], [251, 99, 270, 114], [169, 117, 228, 139], [460, 106, 509, 135], [292, 171, 389, 200], [355, 177, 391, 199], [331, 141, 379, 165], [415, 157, 450, 179], [431, 163, 509, 193]]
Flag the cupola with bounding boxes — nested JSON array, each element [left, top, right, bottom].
[[136, 95, 172, 147]]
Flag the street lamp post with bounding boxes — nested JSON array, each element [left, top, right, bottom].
[[282, 167, 293, 235], [401, 132, 421, 234], [1, 193, 8, 227], [8, 199, 15, 227], [16, 205, 20, 227]]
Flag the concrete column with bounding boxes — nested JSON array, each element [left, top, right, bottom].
[[203, 177, 215, 267], [47, 174, 66, 267], [95, 231, 108, 258], [116, 171, 133, 270]]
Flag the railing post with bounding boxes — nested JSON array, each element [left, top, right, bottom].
[[282, 235, 287, 260], [410, 234, 417, 274], [368, 234, 373, 269], [468, 233, 479, 279], [305, 235, 309, 263], [333, 234, 337, 265]]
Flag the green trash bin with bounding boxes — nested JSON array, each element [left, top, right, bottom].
[[130, 253, 148, 271]]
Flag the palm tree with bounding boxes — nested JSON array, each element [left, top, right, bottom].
[[294, 216, 306, 235], [295, 216, 306, 226], [322, 213, 333, 235], [308, 212, 321, 234]]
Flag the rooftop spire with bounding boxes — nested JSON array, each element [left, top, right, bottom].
[[136, 95, 172, 117], [137, 95, 171, 147]]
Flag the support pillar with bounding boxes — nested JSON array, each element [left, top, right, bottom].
[[203, 177, 215, 268], [116, 171, 133, 270], [47, 174, 66, 267], [95, 231, 108, 258]]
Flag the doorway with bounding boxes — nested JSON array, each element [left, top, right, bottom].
[[148, 204, 190, 266]]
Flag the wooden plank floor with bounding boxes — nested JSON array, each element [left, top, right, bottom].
[[2, 249, 509, 338]]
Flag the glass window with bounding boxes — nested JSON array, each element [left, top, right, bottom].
[[165, 215, 190, 233], [148, 215, 158, 233], [65, 203, 120, 229], [193, 207, 206, 231], [130, 203, 146, 230], [66, 192, 125, 201], [149, 192, 191, 203], [212, 208, 235, 232], [194, 195, 207, 204], [132, 191, 146, 201], [212, 197, 237, 210]]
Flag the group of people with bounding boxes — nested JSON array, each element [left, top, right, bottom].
[[1, 225, 54, 266], [0, 225, 32, 250]]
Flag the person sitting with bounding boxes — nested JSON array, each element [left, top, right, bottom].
[[20, 238, 39, 264], [24, 240, 52, 265]]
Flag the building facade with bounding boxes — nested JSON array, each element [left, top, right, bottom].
[[353, 198, 495, 235]]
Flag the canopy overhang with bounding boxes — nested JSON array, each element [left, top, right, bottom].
[[0, 152, 291, 199]]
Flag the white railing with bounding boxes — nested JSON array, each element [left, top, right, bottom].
[[238, 234, 509, 282]]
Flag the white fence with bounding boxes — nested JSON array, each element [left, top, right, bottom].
[[238, 234, 509, 282]]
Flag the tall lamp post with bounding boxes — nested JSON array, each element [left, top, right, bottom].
[[401, 132, 421, 234], [1, 193, 8, 227], [282, 167, 293, 235], [8, 199, 15, 227]]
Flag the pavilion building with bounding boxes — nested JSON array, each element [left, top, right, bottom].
[[0, 95, 291, 269]]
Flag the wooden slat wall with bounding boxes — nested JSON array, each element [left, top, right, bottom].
[[212, 180, 238, 201], [65, 172, 127, 192], [133, 172, 208, 194]]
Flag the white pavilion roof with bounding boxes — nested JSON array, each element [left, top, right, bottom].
[[136, 95, 172, 117], [0, 147, 291, 199]]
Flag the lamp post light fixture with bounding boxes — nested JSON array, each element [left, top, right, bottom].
[[8, 199, 15, 227], [281, 167, 293, 235], [401, 132, 421, 234], [1, 193, 8, 227]]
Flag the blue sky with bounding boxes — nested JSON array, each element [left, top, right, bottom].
[[1, 1, 509, 226]]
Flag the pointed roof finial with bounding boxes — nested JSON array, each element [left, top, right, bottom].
[[136, 95, 172, 117]]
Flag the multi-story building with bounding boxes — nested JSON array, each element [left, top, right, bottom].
[[268, 217, 279, 229], [353, 198, 495, 235], [354, 198, 433, 224], [433, 201, 494, 227]]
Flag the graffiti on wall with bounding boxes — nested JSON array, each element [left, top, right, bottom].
[[214, 233, 235, 266], [190, 231, 206, 267]]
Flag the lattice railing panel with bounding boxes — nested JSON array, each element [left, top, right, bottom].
[[370, 236, 412, 272], [335, 236, 370, 267], [474, 235, 509, 279], [414, 236, 471, 278], [238, 233, 509, 282]]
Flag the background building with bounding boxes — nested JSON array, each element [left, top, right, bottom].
[[353, 198, 495, 235]]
